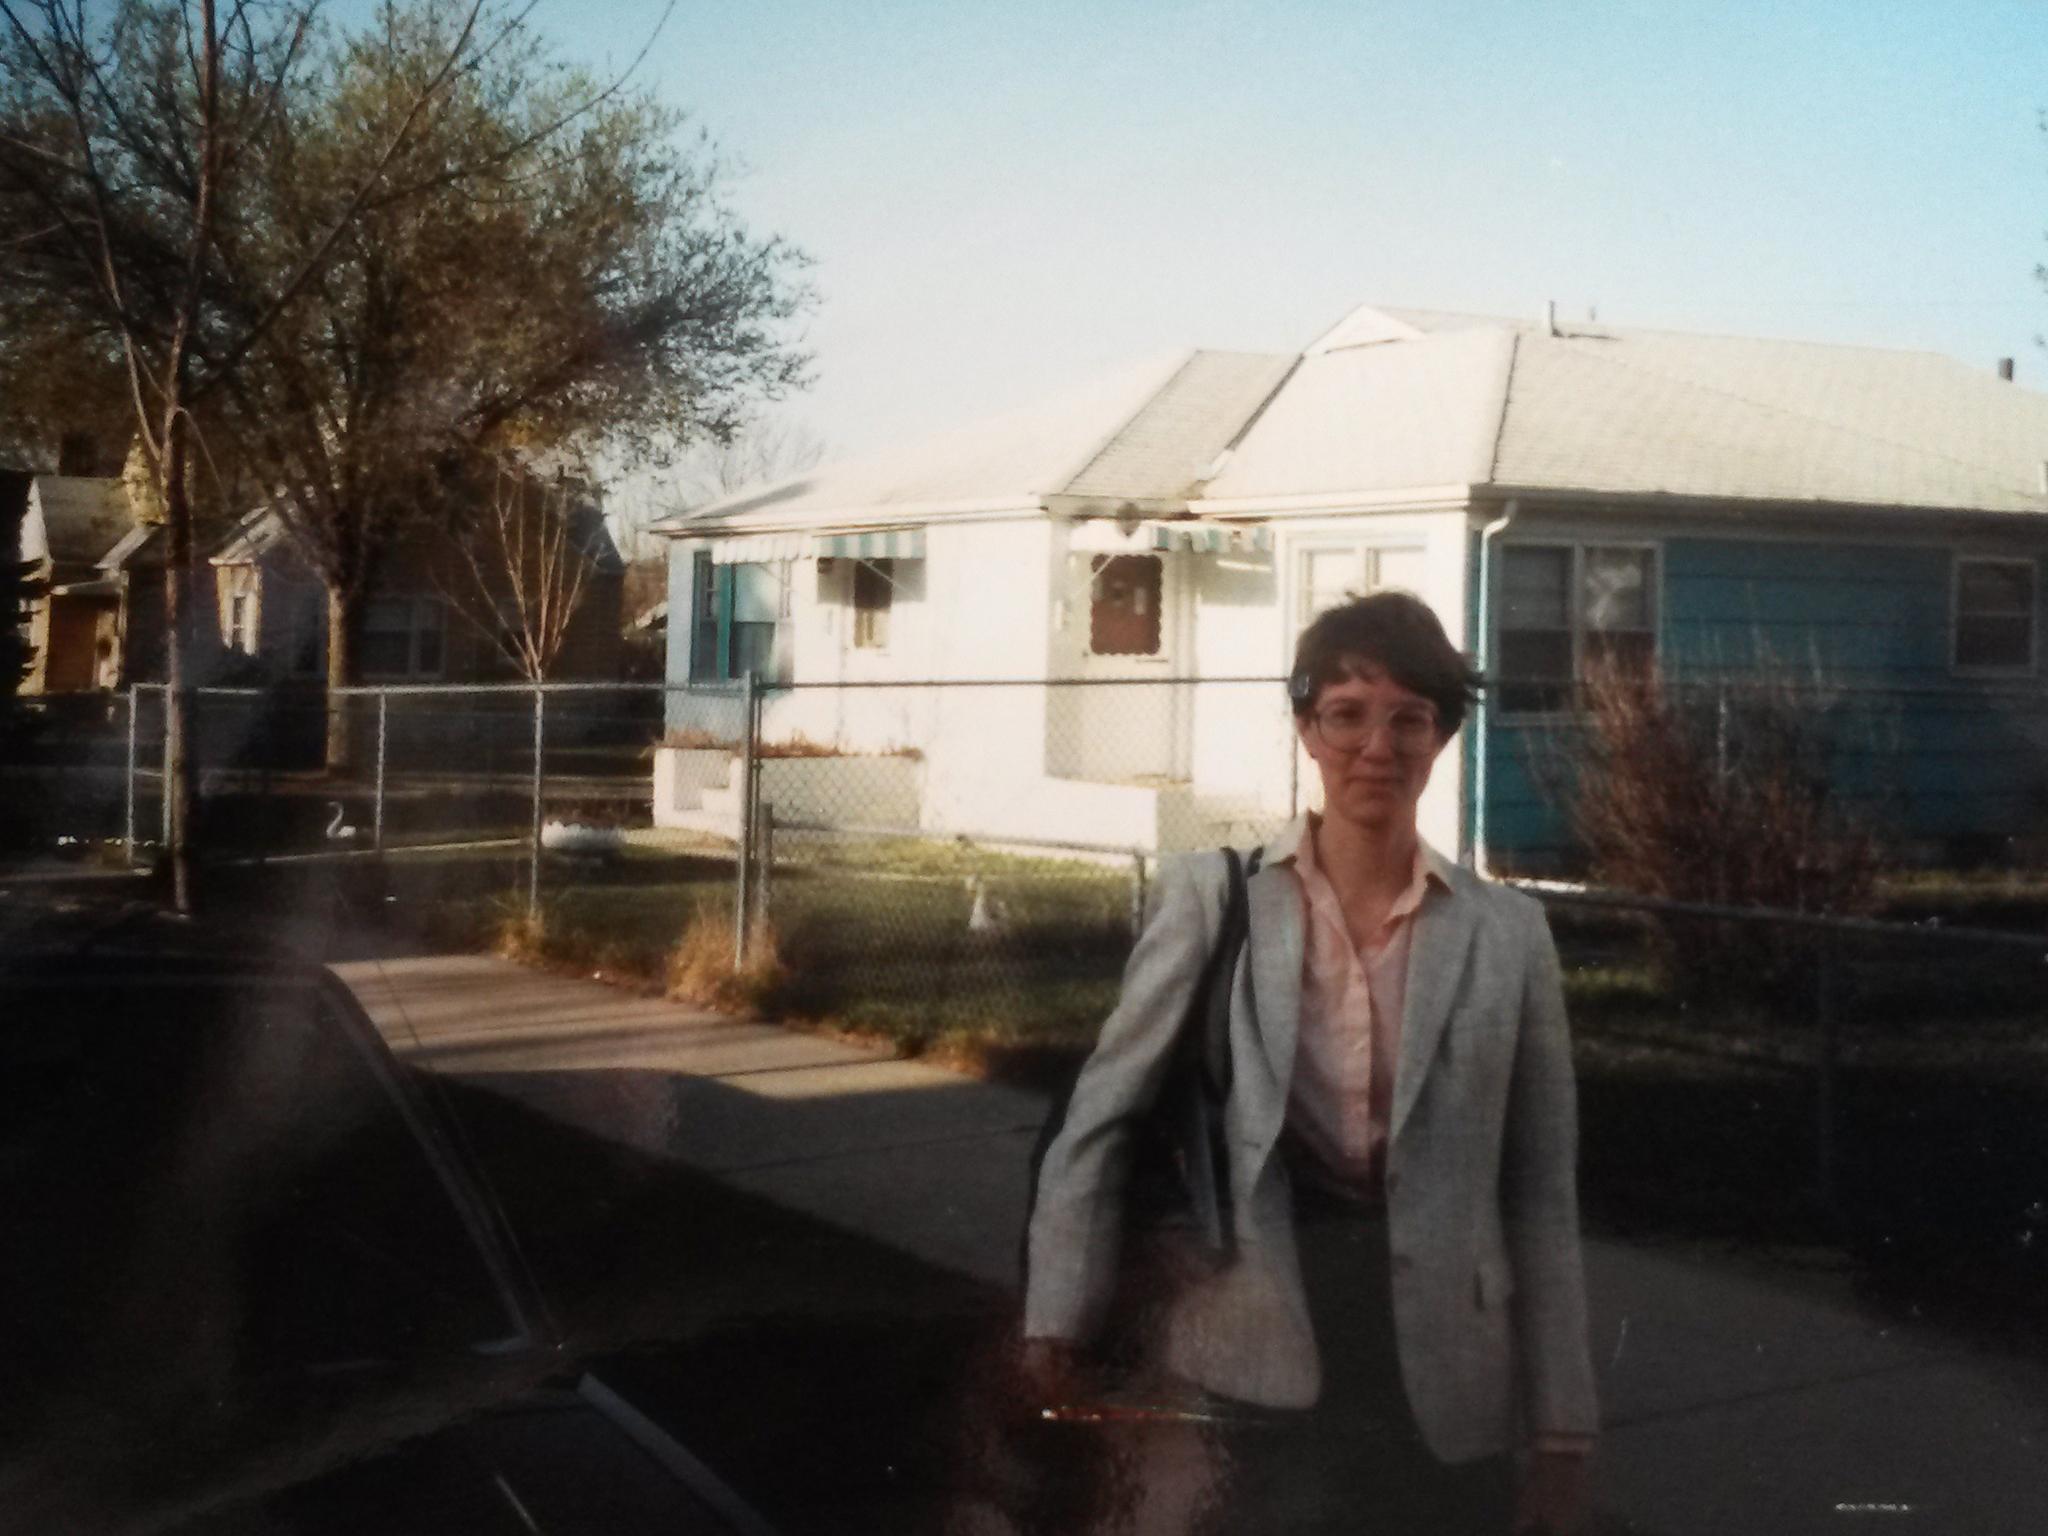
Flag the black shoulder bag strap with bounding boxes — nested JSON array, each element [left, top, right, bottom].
[[1177, 843, 1263, 1259], [1019, 842, 1268, 1283]]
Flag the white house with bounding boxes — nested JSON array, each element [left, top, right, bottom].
[[656, 305, 2048, 866]]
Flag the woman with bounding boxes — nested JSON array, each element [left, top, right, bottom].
[[1021, 591, 1598, 1534]]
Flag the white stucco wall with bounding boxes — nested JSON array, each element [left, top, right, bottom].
[[914, 518, 1060, 832], [662, 506, 1476, 854]]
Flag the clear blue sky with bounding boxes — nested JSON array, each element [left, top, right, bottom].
[[548, 0, 2047, 466]]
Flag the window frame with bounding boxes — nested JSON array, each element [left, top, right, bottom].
[[1086, 553, 1166, 659], [1950, 554, 2038, 677], [226, 592, 255, 655], [850, 557, 893, 651], [1494, 540, 1661, 720], [359, 595, 447, 682], [688, 550, 721, 683], [1293, 540, 1429, 628], [689, 554, 789, 683]]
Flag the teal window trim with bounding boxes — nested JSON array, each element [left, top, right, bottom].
[[690, 552, 784, 683]]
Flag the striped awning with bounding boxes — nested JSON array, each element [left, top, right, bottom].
[[706, 527, 926, 563], [707, 531, 814, 563], [817, 528, 925, 560], [1066, 518, 1272, 556]]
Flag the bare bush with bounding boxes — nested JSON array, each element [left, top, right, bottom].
[[665, 910, 785, 1014], [1568, 660, 1885, 999]]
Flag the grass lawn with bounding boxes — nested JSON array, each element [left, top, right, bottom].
[[406, 837, 1142, 1069]]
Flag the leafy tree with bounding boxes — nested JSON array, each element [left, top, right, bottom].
[[0, 0, 488, 907], [219, 3, 810, 766]]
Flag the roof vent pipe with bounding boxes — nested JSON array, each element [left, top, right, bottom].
[[1999, 357, 2015, 381], [1544, 299, 1559, 338]]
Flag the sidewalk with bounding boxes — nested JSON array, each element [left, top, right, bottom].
[[338, 953, 2048, 1536]]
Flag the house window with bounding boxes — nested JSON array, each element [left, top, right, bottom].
[[1089, 555, 1162, 656], [226, 594, 254, 655], [360, 597, 446, 680], [852, 558, 892, 649], [1954, 557, 2036, 672], [1497, 543, 1656, 713], [728, 561, 779, 678], [689, 555, 788, 682], [689, 551, 719, 683], [285, 585, 326, 677], [1297, 543, 1427, 626]]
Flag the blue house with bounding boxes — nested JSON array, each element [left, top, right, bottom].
[[657, 307, 2048, 865]]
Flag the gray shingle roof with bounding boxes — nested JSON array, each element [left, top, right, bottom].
[[25, 476, 131, 568], [660, 350, 1295, 530], [1203, 307, 2048, 514]]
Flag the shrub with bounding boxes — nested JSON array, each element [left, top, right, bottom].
[[1566, 660, 1884, 1001], [491, 903, 551, 965]]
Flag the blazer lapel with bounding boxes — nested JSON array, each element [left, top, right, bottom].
[[1246, 861, 1303, 1095], [1390, 881, 1477, 1145]]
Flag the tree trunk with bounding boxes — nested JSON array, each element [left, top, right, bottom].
[[325, 583, 356, 775], [161, 420, 199, 913]]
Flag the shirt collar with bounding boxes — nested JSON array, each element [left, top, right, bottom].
[[1264, 812, 1455, 895]]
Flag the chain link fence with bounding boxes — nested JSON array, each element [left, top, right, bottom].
[[1533, 884, 2048, 1316], [60, 676, 1298, 1052], [9, 671, 2047, 1301]]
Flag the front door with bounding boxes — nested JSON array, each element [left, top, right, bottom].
[[1054, 550, 1184, 781]]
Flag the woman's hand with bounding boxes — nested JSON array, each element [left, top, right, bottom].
[[1513, 1447, 1594, 1534]]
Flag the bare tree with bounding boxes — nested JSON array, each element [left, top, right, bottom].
[[0, 0, 486, 908], [669, 414, 828, 512], [435, 458, 608, 682]]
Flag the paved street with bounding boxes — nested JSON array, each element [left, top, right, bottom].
[[339, 952, 2048, 1536]]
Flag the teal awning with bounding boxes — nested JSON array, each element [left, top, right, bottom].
[[1167, 524, 1272, 554], [1067, 518, 1272, 556], [817, 528, 925, 560]]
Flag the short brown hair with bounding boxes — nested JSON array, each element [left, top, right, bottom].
[[1288, 591, 1480, 735]]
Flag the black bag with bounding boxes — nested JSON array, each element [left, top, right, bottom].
[[1020, 844, 1263, 1291]]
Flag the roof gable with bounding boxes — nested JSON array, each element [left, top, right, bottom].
[[25, 476, 131, 567]]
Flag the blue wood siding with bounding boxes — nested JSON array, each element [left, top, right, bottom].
[[1481, 534, 2048, 869]]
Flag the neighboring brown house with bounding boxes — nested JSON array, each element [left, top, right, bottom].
[[207, 493, 625, 685], [17, 475, 136, 693]]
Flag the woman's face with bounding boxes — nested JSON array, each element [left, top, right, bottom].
[[1295, 664, 1454, 836]]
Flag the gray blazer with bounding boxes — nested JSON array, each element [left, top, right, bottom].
[[1023, 818, 1599, 1463]]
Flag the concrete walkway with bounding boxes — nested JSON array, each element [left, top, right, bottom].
[[338, 953, 2048, 1536]]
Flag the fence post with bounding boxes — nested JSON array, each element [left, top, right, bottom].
[[373, 691, 388, 853], [1815, 931, 1841, 1212], [528, 686, 546, 918], [755, 800, 774, 938], [1130, 850, 1148, 936], [124, 686, 138, 865], [159, 683, 172, 847], [734, 672, 759, 968]]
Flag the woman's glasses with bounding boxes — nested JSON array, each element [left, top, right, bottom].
[[1309, 701, 1441, 755]]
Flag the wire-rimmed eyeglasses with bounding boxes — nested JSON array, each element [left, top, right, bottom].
[[1307, 700, 1441, 754]]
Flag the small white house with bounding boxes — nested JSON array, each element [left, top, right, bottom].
[[656, 305, 2048, 865]]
